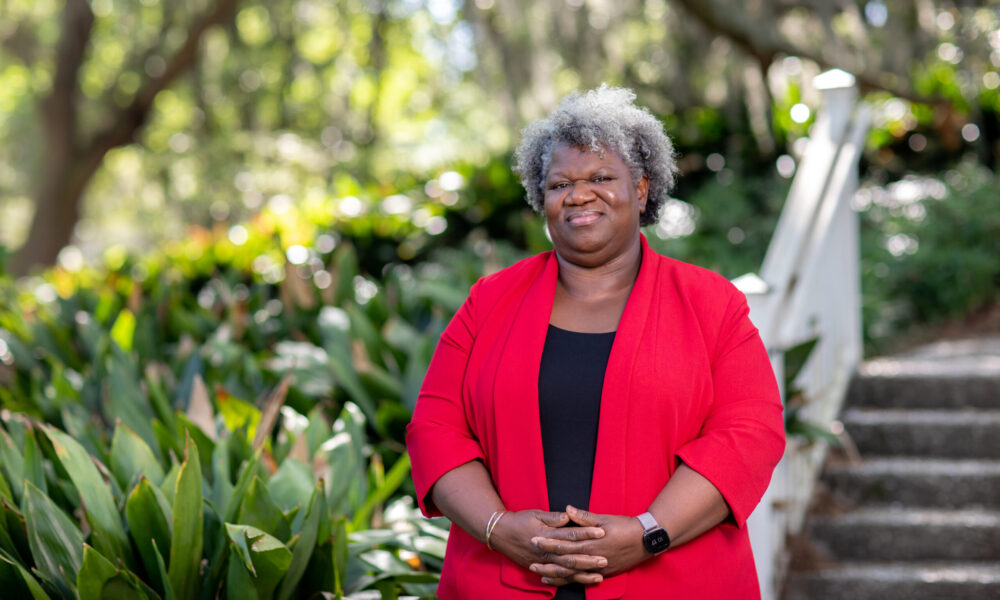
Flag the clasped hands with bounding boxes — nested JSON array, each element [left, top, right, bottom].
[[489, 505, 650, 587]]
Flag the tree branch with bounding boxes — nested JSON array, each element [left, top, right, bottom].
[[671, 0, 949, 106], [84, 0, 240, 156]]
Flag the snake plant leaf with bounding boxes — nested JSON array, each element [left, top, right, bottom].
[[110, 422, 166, 491], [275, 481, 326, 600], [167, 435, 204, 600], [125, 477, 172, 595], [150, 538, 174, 600], [0, 548, 52, 600], [23, 481, 83, 597], [236, 476, 290, 543], [224, 524, 293, 600], [211, 439, 234, 518], [42, 425, 132, 568]]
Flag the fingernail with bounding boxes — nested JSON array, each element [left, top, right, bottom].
[[598, 558, 608, 567], [541, 578, 551, 585], [530, 564, 539, 572], [531, 537, 540, 545]]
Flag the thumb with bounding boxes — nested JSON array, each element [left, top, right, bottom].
[[566, 505, 602, 526], [536, 510, 570, 527]]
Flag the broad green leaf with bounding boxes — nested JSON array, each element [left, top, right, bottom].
[[177, 414, 216, 476], [224, 452, 261, 522], [111, 422, 166, 490], [153, 420, 183, 465], [167, 435, 203, 600], [276, 482, 326, 600], [77, 544, 161, 600], [1, 501, 29, 564], [352, 453, 411, 530], [0, 549, 52, 600], [236, 476, 290, 542], [23, 481, 83, 596], [106, 354, 160, 458], [211, 439, 234, 518], [77, 544, 118, 600], [0, 428, 24, 502], [224, 524, 293, 600], [43, 425, 131, 567], [151, 539, 174, 600], [110, 309, 136, 353], [0, 454, 14, 505], [125, 477, 172, 595], [21, 428, 46, 496], [266, 458, 314, 513]]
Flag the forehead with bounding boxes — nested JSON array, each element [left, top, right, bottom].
[[546, 143, 628, 177]]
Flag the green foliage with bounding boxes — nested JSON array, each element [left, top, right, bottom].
[[0, 212, 484, 597]]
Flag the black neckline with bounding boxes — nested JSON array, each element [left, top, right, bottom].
[[547, 323, 616, 336]]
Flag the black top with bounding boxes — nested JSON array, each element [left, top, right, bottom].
[[538, 325, 615, 600]]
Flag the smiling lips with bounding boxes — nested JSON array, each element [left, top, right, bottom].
[[566, 211, 602, 225]]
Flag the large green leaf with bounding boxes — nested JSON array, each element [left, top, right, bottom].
[[125, 477, 173, 595], [106, 353, 160, 458], [110, 309, 136, 354], [42, 425, 132, 568], [275, 482, 326, 600], [21, 428, 46, 496], [266, 458, 314, 513], [77, 544, 161, 600], [110, 421, 167, 492], [224, 452, 261, 523], [23, 481, 83, 597], [236, 476, 290, 542], [352, 453, 411, 530], [0, 427, 24, 503], [0, 548, 52, 600], [224, 524, 293, 600], [167, 435, 203, 600]]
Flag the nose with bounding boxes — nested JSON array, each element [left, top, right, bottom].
[[567, 180, 595, 204]]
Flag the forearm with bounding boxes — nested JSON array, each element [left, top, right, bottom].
[[647, 462, 730, 547], [429, 459, 505, 544]]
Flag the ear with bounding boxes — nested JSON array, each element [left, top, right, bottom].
[[637, 173, 650, 213]]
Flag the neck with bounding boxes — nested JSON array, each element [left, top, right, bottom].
[[554, 237, 642, 301]]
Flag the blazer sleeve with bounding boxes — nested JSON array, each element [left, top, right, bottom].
[[406, 280, 486, 517], [675, 287, 785, 528]]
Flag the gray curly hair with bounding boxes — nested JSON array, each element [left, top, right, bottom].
[[512, 85, 677, 227]]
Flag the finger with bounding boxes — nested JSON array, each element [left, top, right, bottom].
[[542, 526, 605, 542], [530, 562, 578, 579], [571, 572, 604, 585], [546, 553, 609, 571], [535, 511, 570, 528], [565, 505, 602, 526], [541, 577, 571, 586], [532, 537, 600, 558]]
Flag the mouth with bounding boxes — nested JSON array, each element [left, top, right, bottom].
[[566, 211, 602, 226]]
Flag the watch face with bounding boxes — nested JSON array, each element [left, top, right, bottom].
[[643, 528, 670, 554]]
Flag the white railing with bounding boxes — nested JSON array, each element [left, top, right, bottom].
[[734, 69, 871, 600]]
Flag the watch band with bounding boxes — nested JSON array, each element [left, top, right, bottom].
[[637, 511, 659, 532]]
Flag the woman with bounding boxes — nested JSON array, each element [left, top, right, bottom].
[[406, 86, 785, 599]]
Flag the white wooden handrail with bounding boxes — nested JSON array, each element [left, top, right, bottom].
[[735, 69, 871, 600]]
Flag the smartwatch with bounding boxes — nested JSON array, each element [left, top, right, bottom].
[[637, 511, 671, 555]]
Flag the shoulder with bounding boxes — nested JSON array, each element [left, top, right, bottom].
[[471, 251, 551, 304], [648, 250, 743, 309]]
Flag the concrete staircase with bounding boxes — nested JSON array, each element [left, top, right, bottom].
[[784, 338, 1000, 600]]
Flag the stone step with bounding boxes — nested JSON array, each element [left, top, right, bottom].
[[843, 408, 1000, 458], [784, 562, 1000, 600], [807, 508, 1000, 561], [847, 374, 1000, 409], [823, 457, 1000, 508]]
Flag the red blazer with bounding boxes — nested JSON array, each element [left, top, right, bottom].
[[407, 235, 785, 599]]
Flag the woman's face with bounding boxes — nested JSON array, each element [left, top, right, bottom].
[[543, 143, 648, 268]]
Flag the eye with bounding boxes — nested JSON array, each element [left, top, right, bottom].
[[548, 181, 570, 190], [592, 175, 613, 183]]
